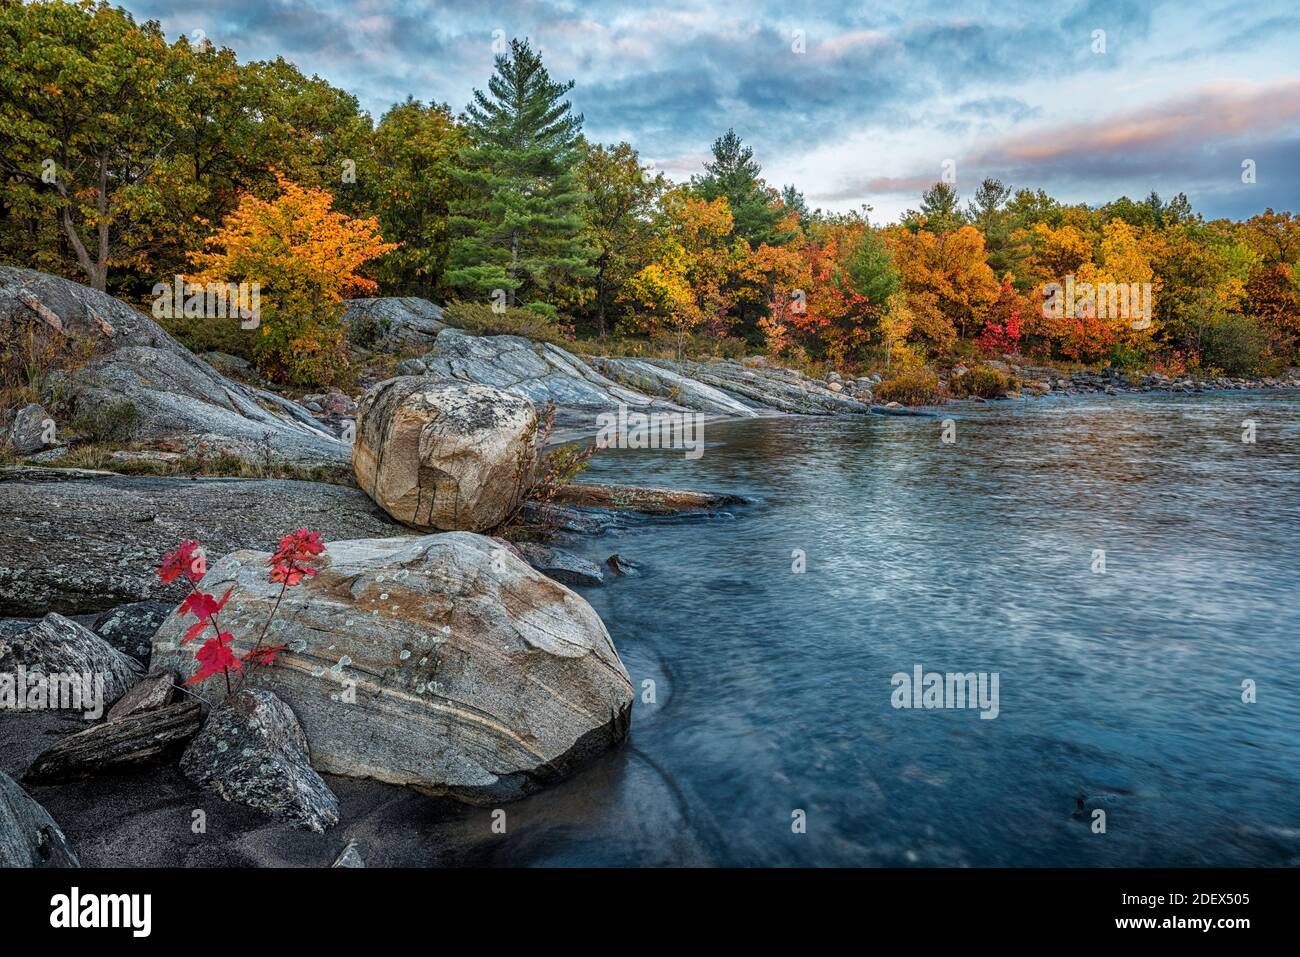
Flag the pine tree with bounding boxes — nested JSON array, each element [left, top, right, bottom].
[[694, 129, 790, 248], [446, 38, 593, 309]]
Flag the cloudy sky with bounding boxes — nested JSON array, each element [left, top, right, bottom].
[[125, 0, 1299, 222]]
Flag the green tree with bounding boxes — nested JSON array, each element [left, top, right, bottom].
[[844, 227, 899, 307], [694, 129, 790, 248], [365, 98, 467, 298], [966, 177, 1015, 275], [904, 182, 967, 234], [574, 139, 664, 337], [0, 0, 185, 290], [445, 38, 593, 310]]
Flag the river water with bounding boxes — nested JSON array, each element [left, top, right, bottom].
[[479, 392, 1300, 866]]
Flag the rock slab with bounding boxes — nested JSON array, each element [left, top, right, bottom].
[[24, 701, 204, 783]]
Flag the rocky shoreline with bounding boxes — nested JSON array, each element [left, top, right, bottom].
[[2, 265, 1296, 869]]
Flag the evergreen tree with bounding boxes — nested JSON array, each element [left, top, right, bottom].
[[694, 129, 789, 247], [446, 39, 592, 309]]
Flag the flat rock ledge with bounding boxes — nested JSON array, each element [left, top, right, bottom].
[[24, 701, 204, 784], [181, 689, 339, 833]]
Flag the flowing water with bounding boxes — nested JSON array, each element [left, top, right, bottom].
[[474, 392, 1300, 866]]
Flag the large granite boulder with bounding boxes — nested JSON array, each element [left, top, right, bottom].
[[0, 266, 346, 468], [0, 770, 80, 867], [151, 532, 634, 804], [353, 378, 537, 532]]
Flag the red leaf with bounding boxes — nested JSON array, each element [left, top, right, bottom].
[[185, 632, 242, 685]]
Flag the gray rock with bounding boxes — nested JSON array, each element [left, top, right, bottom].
[[181, 689, 339, 833], [340, 297, 450, 352], [6, 403, 53, 455], [24, 701, 204, 783], [595, 357, 759, 417], [332, 840, 365, 868], [0, 469, 413, 616], [152, 532, 634, 804], [91, 601, 174, 667], [106, 669, 177, 721], [0, 613, 142, 708], [516, 542, 605, 587], [0, 770, 80, 867], [0, 266, 347, 468]]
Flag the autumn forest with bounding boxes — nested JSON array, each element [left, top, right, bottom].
[[3, 0, 1298, 393]]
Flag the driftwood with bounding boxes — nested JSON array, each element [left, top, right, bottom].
[[24, 701, 204, 784], [552, 482, 749, 515]]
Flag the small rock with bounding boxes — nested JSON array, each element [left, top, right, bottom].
[[827, 381, 843, 392], [108, 450, 183, 465], [605, 554, 642, 577], [27, 446, 69, 463], [332, 840, 365, 868], [0, 770, 79, 867], [180, 689, 339, 833], [516, 542, 605, 587], [6, 403, 53, 455], [106, 670, 177, 721]]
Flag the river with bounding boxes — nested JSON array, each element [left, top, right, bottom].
[[464, 392, 1300, 866]]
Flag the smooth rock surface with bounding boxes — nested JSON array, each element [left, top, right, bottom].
[[0, 469, 412, 616], [181, 689, 339, 833], [152, 532, 634, 804], [353, 378, 537, 532], [0, 266, 346, 467], [0, 770, 80, 867]]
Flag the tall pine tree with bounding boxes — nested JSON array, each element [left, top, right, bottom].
[[694, 129, 789, 248], [446, 39, 592, 310]]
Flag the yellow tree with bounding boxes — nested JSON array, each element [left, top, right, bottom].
[[189, 172, 396, 385], [626, 189, 735, 353]]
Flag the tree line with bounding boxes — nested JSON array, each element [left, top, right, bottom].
[[2, 0, 1298, 388]]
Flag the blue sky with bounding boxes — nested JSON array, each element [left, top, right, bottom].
[[124, 0, 1300, 222]]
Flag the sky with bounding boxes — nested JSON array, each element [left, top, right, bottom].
[[122, 0, 1300, 223]]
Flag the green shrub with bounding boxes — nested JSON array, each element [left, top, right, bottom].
[[74, 399, 139, 443], [949, 364, 1012, 398], [443, 300, 572, 344], [1200, 313, 1268, 377], [155, 312, 257, 362], [875, 369, 944, 405]]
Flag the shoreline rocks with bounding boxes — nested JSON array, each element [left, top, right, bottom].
[[0, 613, 142, 709]]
